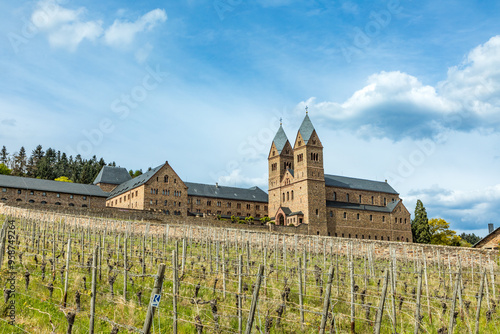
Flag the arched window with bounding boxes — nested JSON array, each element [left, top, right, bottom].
[[55, 202, 61, 206], [287, 192, 289, 201], [41, 201, 47, 204], [29, 199, 35, 203], [69, 203, 74, 207], [333, 192, 336, 200], [291, 190, 294, 200], [82, 204, 88, 207], [283, 193, 285, 201], [164, 176, 168, 182]]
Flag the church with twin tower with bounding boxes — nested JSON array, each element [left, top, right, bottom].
[[268, 111, 413, 242]]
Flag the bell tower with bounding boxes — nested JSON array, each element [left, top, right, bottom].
[[292, 109, 327, 234], [268, 121, 293, 217]]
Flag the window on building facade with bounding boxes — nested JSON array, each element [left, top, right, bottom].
[[136, 191, 138, 197], [217, 201, 221, 207], [357, 213, 360, 220], [264, 205, 268, 211], [400, 218, 402, 224], [70, 195, 73, 199], [395, 217, 397, 224], [287, 192, 289, 201], [227, 211, 231, 215], [164, 200, 167, 206], [371, 196, 374, 204], [316, 209, 319, 216], [384, 198, 386, 206], [174, 179, 176, 183], [291, 191, 294, 200], [207, 200, 212, 206], [42, 192, 46, 196], [30, 191, 34, 195], [297, 153, 303, 162], [330, 211, 333, 217], [237, 203, 241, 209], [150, 200, 153, 205], [56, 193, 60, 198], [333, 192, 336, 200], [83, 196, 87, 200], [1, 188, 6, 192], [17, 189, 21, 194], [283, 193, 285, 201], [359, 195, 362, 203], [246, 204, 251, 209], [207, 210, 211, 214], [370, 215, 373, 221], [343, 212, 347, 219], [346, 194, 349, 202], [164, 176, 168, 182], [256, 205, 260, 210], [227, 202, 231, 208], [382, 216, 385, 222], [196, 199, 201, 205]]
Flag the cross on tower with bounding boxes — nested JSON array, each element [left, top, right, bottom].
[[305, 106, 308, 114], [280, 117, 282, 125]]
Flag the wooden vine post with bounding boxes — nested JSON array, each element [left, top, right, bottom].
[[319, 266, 335, 334], [62, 239, 71, 307], [142, 263, 166, 334], [89, 246, 99, 334], [374, 269, 390, 334], [244, 264, 264, 334]]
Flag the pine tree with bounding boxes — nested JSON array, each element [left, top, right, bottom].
[[12, 146, 27, 176], [411, 200, 431, 244], [27, 145, 44, 177], [0, 146, 8, 164]]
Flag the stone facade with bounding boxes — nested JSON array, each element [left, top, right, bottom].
[[187, 195, 268, 218], [473, 228, 500, 249], [95, 183, 118, 192], [105, 162, 268, 219], [0, 179, 107, 209], [107, 162, 188, 216], [269, 113, 413, 241]]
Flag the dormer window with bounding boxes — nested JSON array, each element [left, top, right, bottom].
[[312, 140, 316, 144], [298, 140, 302, 146]]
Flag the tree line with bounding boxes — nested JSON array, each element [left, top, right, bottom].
[[411, 199, 482, 247], [0, 145, 113, 184]]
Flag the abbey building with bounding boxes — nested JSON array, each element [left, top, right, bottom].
[[268, 113, 413, 242]]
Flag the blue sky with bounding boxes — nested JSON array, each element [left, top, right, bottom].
[[1, 0, 500, 236]]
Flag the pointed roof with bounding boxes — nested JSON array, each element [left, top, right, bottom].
[[298, 114, 316, 144], [93, 166, 131, 185], [272, 124, 289, 154], [107, 164, 165, 199]]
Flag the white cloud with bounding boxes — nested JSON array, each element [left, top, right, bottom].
[[299, 36, 500, 140], [406, 184, 500, 230], [48, 20, 103, 51], [104, 9, 167, 47], [31, 0, 102, 51], [29, 1, 166, 51], [218, 169, 267, 188]]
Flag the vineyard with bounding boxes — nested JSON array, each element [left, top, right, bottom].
[[0, 204, 499, 333]]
